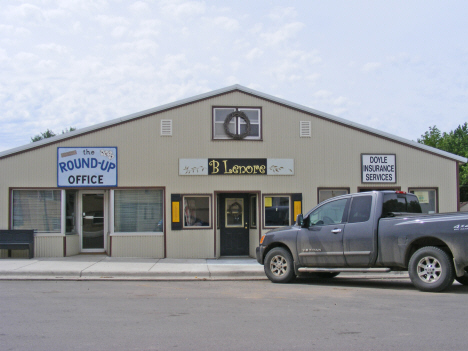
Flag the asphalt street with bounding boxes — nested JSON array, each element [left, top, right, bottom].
[[1, 278, 467, 351]]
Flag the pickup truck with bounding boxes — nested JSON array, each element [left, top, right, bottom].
[[256, 191, 468, 292]]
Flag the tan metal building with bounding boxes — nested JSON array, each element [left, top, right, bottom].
[[1, 85, 466, 259]]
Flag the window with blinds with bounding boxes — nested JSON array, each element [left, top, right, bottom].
[[12, 190, 61, 233], [114, 189, 164, 233]]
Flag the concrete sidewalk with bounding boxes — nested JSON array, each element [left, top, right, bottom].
[[0, 255, 410, 281], [0, 256, 267, 281]]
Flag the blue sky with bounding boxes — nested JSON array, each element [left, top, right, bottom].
[[1, 0, 467, 152]]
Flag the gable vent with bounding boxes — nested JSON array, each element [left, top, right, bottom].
[[161, 119, 173, 136], [300, 121, 311, 137]]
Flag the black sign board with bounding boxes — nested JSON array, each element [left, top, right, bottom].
[[208, 158, 267, 175]]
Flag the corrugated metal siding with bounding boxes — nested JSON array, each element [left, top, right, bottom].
[[35, 236, 64, 257], [166, 231, 214, 258], [111, 235, 164, 258], [0, 90, 461, 258], [65, 235, 80, 256], [0, 249, 30, 258]]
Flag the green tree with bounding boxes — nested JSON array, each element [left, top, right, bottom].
[[31, 127, 76, 142], [418, 123, 468, 200]]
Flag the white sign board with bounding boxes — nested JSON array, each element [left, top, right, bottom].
[[58, 147, 117, 187], [361, 154, 396, 183]]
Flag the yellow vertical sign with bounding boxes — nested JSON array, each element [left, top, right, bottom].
[[265, 197, 272, 207], [172, 202, 180, 223], [294, 201, 302, 221]]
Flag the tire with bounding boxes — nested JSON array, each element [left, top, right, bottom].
[[408, 246, 454, 292], [309, 272, 340, 279], [264, 247, 296, 283], [455, 268, 468, 285]]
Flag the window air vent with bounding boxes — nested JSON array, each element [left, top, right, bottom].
[[161, 120, 173, 136], [300, 121, 311, 137]]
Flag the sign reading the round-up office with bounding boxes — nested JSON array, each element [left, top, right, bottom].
[[57, 147, 117, 187], [361, 154, 396, 183]]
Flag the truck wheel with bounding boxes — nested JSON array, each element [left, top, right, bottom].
[[455, 269, 468, 285], [408, 246, 454, 292], [264, 247, 295, 283]]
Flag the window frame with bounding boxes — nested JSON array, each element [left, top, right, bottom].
[[212, 106, 262, 141], [263, 194, 291, 229], [10, 188, 63, 234], [357, 186, 401, 193], [408, 187, 439, 214], [307, 197, 350, 227], [181, 194, 213, 230], [250, 195, 257, 228], [112, 188, 165, 235], [317, 187, 350, 204]]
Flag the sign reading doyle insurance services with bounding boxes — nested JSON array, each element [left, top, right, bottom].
[[57, 147, 117, 187], [361, 154, 396, 183]]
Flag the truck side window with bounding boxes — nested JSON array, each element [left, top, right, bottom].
[[348, 196, 372, 223], [309, 199, 348, 226]]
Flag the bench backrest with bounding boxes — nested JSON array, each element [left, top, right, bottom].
[[0, 230, 35, 243]]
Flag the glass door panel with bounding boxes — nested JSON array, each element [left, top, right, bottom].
[[82, 193, 104, 250]]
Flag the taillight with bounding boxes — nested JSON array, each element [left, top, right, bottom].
[[260, 235, 265, 244], [395, 191, 406, 194]]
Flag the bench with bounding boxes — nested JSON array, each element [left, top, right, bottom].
[[0, 230, 35, 259]]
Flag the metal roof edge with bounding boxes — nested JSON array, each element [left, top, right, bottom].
[[1, 84, 466, 163], [234, 85, 467, 164]]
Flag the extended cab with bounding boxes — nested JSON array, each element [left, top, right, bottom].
[[256, 191, 468, 292]]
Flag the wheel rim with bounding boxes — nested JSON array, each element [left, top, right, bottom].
[[416, 256, 442, 283], [270, 255, 288, 277]]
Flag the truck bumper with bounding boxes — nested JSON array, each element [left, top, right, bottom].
[[256, 246, 265, 265]]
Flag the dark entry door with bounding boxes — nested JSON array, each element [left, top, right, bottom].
[[220, 194, 249, 256]]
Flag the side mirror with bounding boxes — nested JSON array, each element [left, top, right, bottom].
[[295, 214, 304, 227]]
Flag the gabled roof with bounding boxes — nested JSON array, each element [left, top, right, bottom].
[[1, 84, 466, 163]]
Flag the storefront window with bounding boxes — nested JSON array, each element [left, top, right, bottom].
[[12, 190, 61, 233], [264, 196, 290, 227], [183, 196, 210, 227], [409, 188, 437, 214], [114, 189, 163, 232], [318, 189, 349, 203]]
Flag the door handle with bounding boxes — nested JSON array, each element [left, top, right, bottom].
[[331, 228, 342, 234]]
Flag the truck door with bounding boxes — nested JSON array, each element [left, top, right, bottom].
[[297, 198, 349, 267], [343, 195, 375, 266]]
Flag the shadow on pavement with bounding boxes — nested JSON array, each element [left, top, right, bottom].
[[291, 276, 468, 293]]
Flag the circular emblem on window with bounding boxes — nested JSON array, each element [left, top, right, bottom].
[[223, 111, 251, 140]]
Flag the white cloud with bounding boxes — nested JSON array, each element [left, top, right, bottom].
[[260, 22, 305, 46], [245, 48, 263, 60], [129, 1, 150, 13], [213, 16, 240, 31], [267, 6, 298, 21], [362, 62, 382, 72], [0, 1, 467, 151], [160, 0, 206, 18]]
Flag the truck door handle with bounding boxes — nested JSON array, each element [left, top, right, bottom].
[[331, 229, 342, 234]]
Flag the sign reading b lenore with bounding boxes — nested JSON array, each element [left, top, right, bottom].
[[57, 147, 117, 187]]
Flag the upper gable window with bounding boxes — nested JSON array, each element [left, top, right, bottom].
[[213, 107, 261, 140]]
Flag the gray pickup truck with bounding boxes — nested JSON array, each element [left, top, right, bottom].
[[256, 191, 468, 292]]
